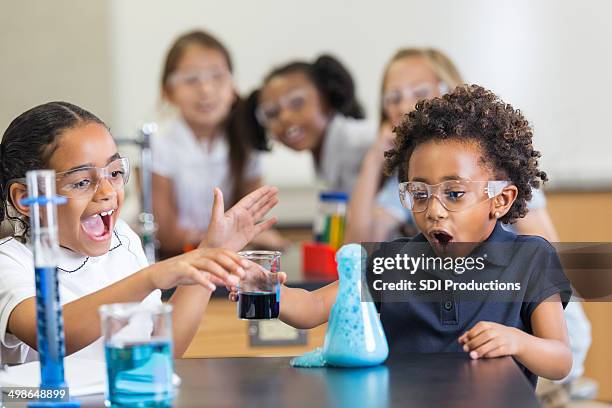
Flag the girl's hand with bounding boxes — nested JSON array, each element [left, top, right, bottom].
[[146, 248, 249, 291], [227, 262, 288, 302], [372, 122, 395, 155], [458, 321, 526, 359], [202, 186, 279, 252]]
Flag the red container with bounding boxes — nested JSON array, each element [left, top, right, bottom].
[[302, 242, 338, 280]]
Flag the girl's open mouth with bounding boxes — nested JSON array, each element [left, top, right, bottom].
[[81, 209, 114, 242]]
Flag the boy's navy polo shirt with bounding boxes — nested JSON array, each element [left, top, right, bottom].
[[370, 222, 572, 386]]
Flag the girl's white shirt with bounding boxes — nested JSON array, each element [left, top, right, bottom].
[[0, 219, 161, 364], [151, 117, 262, 231], [317, 114, 376, 194]]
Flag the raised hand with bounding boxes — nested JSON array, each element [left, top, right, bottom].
[[202, 185, 279, 252], [372, 121, 395, 156]]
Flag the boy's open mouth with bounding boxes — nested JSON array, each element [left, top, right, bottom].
[[81, 209, 115, 242], [430, 229, 454, 248]]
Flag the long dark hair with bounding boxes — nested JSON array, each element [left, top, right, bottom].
[[161, 30, 267, 205], [247, 54, 365, 150], [0, 102, 106, 237]]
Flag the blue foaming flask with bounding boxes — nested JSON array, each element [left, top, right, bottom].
[[291, 244, 388, 367]]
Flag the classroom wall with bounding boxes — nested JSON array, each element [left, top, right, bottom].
[[0, 1, 112, 134], [107, 0, 612, 189], [2, 1, 611, 193]]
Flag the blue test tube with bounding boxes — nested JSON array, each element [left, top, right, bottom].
[[23, 170, 79, 407]]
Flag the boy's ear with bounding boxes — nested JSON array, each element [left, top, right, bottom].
[[491, 185, 518, 220], [9, 183, 29, 217]]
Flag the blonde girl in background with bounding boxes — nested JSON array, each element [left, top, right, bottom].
[[345, 48, 559, 243]]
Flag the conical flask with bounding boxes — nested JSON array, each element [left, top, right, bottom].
[[323, 244, 388, 367]]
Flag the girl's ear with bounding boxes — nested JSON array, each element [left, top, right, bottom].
[[9, 183, 29, 217], [491, 185, 518, 220]]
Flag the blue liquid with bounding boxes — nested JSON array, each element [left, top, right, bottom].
[[35, 266, 66, 389], [105, 341, 174, 408]]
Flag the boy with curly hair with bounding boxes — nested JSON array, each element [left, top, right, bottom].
[[235, 85, 572, 385]]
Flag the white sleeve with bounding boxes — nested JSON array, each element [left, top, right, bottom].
[[0, 243, 35, 348], [376, 177, 411, 222], [526, 188, 547, 210], [341, 120, 376, 194], [245, 151, 263, 181], [150, 133, 175, 179]]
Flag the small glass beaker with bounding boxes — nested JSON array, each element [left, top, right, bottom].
[[237, 251, 282, 320], [99, 302, 174, 408]]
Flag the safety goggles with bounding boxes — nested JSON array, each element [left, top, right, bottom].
[[255, 88, 309, 126], [168, 68, 231, 89], [398, 180, 510, 213], [382, 82, 448, 109]]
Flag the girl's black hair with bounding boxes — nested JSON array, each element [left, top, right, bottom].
[[0, 101, 105, 235], [246, 54, 365, 149]]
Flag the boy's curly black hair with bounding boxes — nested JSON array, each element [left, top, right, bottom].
[[384, 84, 547, 224]]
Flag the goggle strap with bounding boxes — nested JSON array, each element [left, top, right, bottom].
[[486, 181, 510, 198]]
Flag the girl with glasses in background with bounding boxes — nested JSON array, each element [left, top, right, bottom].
[[152, 30, 286, 257], [246, 54, 376, 194]]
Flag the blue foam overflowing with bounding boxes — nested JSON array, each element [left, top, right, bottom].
[[292, 244, 388, 368], [290, 347, 326, 367]]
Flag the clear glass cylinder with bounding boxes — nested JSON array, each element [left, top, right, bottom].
[[27, 170, 60, 267], [26, 170, 66, 390], [99, 302, 174, 407]]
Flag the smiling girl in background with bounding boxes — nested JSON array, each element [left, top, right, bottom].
[[248, 55, 376, 194]]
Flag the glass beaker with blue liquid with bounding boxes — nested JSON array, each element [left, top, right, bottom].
[[237, 251, 281, 320], [99, 303, 174, 408]]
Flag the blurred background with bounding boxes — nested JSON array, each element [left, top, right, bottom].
[[2, 0, 612, 223], [1, 0, 611, 404]]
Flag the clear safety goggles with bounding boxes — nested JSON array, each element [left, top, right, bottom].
[[54, 157, 131, 200], [382, 82, 449, 109], [168, 68, 231, 89], [398, 180, 510, 213], [255, 88, 309, 126]]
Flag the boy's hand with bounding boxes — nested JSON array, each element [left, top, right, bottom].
[[227, 262, 287, 302], [146, 248, 249, 291], [458, 321, 525, 359], [202, 186, 279, 252]]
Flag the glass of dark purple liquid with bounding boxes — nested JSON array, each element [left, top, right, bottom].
[[237, 250, 281, 320]]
